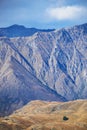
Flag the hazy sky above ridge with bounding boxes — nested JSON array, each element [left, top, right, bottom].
[[0, 0, 87, 29]]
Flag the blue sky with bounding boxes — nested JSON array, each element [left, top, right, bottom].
[[0, 0, 87, 29]]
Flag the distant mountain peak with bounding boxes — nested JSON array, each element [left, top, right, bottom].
[[0, 24, 55, 37], [7, 24, 26, 29]]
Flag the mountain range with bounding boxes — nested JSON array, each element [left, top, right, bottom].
[[0, 24, 55, 37], [0, 23, 87, 116]]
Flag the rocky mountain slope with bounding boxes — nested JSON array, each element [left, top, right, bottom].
[[0, 37, 66, 116], [0, 23, 87, 116], [0, 100, 87, 130]]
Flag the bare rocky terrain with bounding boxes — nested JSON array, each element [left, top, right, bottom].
[[0, 23, 87, 116]]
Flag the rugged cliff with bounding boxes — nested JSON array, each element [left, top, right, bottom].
[[0, 23, 87, 116]]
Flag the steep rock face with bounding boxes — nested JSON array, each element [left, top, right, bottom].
[[10, 23, 87, 100], [0, 23, 87, 116], [0, 37, 66, 116]]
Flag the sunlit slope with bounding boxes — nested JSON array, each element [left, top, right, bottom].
[[0, 100, 87, 130]]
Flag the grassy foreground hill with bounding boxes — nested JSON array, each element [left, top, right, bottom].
[[0, 99, 87, 130]]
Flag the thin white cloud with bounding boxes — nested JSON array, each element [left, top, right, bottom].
[[46, 6, 87, 21]]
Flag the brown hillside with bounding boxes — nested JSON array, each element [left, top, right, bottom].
[[0, 100, 87, 130]]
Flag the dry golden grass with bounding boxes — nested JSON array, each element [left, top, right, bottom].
[[0, 100, 87, 130]]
